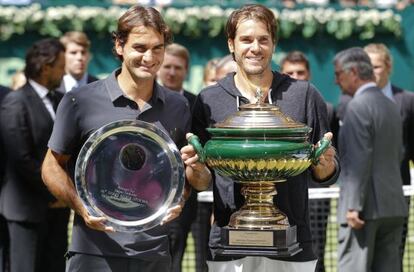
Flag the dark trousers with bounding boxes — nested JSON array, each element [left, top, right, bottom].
[[0, 215, 8, 272], [169, 191, 197, 272], [338, 217, 404, 272], [192, 202, 213, 272], [7, 208, 69, 272], [66, 253, 170, 272], [399, 197, 410, 272], [309, 198, 330, 272]]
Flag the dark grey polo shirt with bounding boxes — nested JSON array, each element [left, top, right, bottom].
[[48, 69, 191, 261]]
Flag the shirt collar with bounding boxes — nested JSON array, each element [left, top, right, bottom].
[[354, 82, 376, 97], [380, 81, 395, 101], [105, 68, 165, 104], [28, 79, 49, 98], [64, 73, 88, 92]]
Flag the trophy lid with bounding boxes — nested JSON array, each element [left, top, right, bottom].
[[75, 120, 185, 232], [215, 103, 307, 129]]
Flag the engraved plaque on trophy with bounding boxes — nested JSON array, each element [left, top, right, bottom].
[[75, 120, 185, 232]]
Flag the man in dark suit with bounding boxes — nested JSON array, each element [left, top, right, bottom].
[[363, 43, 414, 187], [157, 42, 197, 272], [0, 38, 67, 272], [280, 51, 339, 147], [57, 31, 98, 93], [335, 47, 408, 272], [0, 85, 11, 272]]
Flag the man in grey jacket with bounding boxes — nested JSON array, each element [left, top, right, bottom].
[[335, 47, 408, 272]]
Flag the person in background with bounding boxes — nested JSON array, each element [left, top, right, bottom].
[[214, 54, 237, 82], [190, 4, 339, 271], [158, 42, 197, 272], [0, 38, 67, 272], [280, 51, 311, 80], [364, 43, 414, 270], [10, 71, 26, 91], [41, 6, 211, 272], [57, 31, 98, 93], [334, 47, 407, 272], [280, 51, 338, 146], [280, 50, 334, 272], [0, 84, 10, 272], [158, 43, 196, 107], [203, 58, 219, 87]]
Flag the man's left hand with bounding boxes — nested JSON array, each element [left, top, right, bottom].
[[311, 132, 336, 181]]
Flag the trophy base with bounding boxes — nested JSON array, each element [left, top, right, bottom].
[[217, 225, 302, 257]]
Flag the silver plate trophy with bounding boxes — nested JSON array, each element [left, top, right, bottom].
[[75, 120, 185, 232]]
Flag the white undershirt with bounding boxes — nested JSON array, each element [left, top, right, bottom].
[[63, 73, 88, 92]]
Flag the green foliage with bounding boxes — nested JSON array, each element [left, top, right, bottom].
[[0, 4, 403, 41]]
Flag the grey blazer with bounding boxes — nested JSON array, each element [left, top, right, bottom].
[[338, 86, 408, 224]]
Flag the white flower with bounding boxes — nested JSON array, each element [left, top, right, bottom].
[[0, 4, 402, 40]]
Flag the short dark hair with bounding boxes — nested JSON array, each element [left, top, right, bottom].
[[24, 38, 65, 80], [112, 5, 173, 61], [280, 51, 310, 71], [226, 4, 278, 45], [334, 47, 374, 80]]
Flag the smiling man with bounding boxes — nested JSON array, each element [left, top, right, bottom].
[[190, 4, 339, 272], [41, 6, 211, 272]]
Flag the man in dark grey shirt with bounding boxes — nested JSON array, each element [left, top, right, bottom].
[[41, 6, 211, 272]]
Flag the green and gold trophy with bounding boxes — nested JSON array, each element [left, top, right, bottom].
[[188, 91, 329, 257]]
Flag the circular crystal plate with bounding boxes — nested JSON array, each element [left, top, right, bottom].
[[75, 120, 185, 232]]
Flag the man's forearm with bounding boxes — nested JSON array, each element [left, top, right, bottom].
[[41, 149, 87, 217], [186, 163, 212, 191]]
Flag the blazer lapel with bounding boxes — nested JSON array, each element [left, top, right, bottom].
[[391, 85, 403, 112], [56, 80, 66, 95], [23, 83, 54, 123]]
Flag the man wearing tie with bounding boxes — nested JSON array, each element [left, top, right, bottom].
[[0, 38, 68, 272]]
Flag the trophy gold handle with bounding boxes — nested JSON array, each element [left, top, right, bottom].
[[187, 134, 206, 163], [311, 136, 331, 165]]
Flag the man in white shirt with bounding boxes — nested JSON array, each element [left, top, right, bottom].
[[57, 31, 98, 93], [0, 38, 68, 272]]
